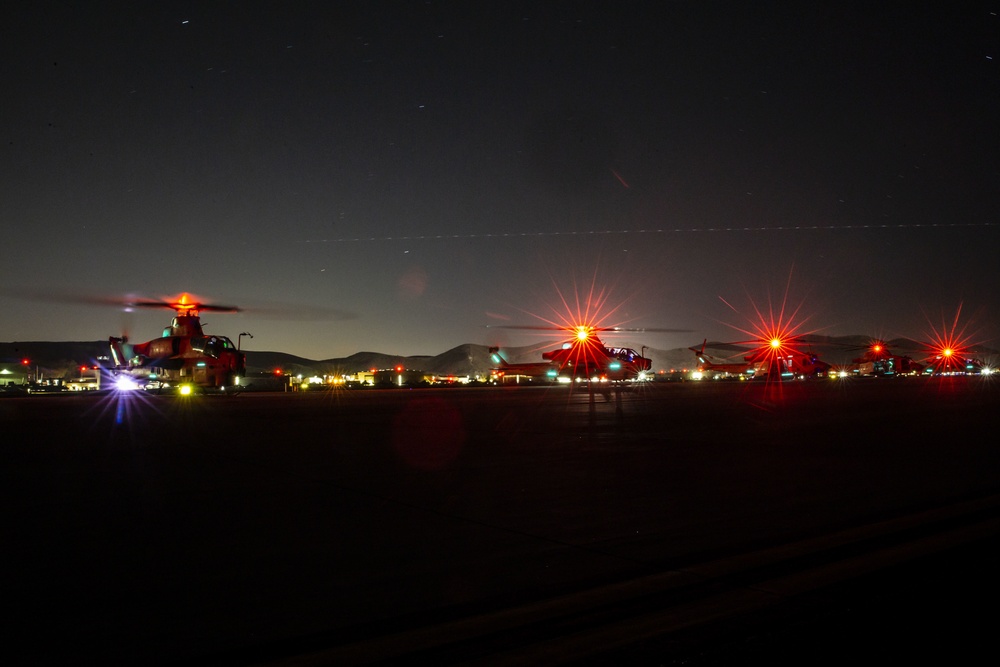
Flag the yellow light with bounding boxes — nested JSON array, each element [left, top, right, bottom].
[[179, 384, 193, 396], [576, 327, 590, 341], [770, 338, 782, 349], [942, 348, 953, 357]]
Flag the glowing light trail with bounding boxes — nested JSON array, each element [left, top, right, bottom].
[[304, 222, 997, 244]]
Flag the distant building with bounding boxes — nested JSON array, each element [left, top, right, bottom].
[[65, 366, 102, 391], [0, 364, 30, 386], [373, 367, 425, 387]]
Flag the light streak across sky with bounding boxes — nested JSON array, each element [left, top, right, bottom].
[[304, 221, 998, 244]]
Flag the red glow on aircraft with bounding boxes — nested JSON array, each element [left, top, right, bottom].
[[705, 276, 830, 380], [849, 339, 924, 376], [489, 277, 688, 383], [491, 321, 665, 383], [107, 293, 246, 392], [735, 293, 830, 379], [921, 305, 985, 374]]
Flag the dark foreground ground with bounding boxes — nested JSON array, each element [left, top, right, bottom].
[[2, 377, 1000, 665]]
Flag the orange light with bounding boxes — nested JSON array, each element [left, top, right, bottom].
[[872, 344, 882, 353], [942, 348, 953, 358], [171, 292, 198, 312]]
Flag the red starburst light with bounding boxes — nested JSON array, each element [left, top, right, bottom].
[[922, 304, 983, 375], [719, 281, 821, 379]]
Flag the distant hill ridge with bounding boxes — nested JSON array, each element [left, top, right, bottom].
[[2, 337, 995, 378], [0, 341, 498, 377]]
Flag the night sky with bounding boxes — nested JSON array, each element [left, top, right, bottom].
[[3, 2, 999, 359]]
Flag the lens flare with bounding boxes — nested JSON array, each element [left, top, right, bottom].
[[921, 304, 985, 375], [487, 271, 678, 383], [116, 375, 139, 391], [716, 270, 828, 382]]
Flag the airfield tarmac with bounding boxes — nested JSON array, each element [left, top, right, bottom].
[[3, 378, 1000, 665]]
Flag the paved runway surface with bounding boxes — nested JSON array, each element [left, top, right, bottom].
[[3, 378, 1000, 664]]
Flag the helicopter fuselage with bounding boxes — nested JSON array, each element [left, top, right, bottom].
[[542, 340, 651, 381], [110, 314, 245, 389]]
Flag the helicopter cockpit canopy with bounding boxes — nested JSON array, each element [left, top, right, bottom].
[[191, 335, 236, 359]]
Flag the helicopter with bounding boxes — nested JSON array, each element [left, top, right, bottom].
[[921, 343, 986, 375], [108, 293, 246, 392], [690, 335, 831, 381], [916, 304, 990, 375], [489, 324, 679, 384], [488, 348, 558, 383], [849, 340, 924, 377], [688, 340, 763, 379], [847, 336, 986, 376]]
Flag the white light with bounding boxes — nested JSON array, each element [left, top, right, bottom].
[[116, 376, 139, 391]]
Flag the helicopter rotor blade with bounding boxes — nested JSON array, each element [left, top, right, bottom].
[[127, 300, 176, 310], [0, 287, 136, 309], [188, 303, 241, 313], [486, 325, 566, 331], [2, 286, 356, 321], [487, 324, 692, 333], [598, 326, 694, 333], [125, 296, 241, 313]]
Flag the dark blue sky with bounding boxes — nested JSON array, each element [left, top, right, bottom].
[[3, 2, 999, 359]]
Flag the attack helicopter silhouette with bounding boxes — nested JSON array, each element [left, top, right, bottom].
[[847, 340, 924, 377], [689, 335, 831, 380], [490, 323, 688, 383], [108, 293, 245, 392]]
